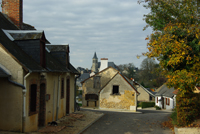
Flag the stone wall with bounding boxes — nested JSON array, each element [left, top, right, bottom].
[[100, 90, 135, 110], [82, 67, 118, 107], [99, 73, 136, 110]]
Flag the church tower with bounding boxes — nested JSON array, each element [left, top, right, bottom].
[[91, 52, 98, 73]]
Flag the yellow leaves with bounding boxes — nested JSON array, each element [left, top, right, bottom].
[[196, 34, 199, 39]]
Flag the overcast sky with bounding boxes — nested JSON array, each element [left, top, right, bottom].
[[22, 0, 152, 69]]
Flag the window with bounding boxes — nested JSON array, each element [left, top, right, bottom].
[[166, 98, 170, 105], [30, 84, 37, 113], [168, 98, 170, 105], [61, 78, 64, 98], [112, 85, 119, 95], [93, 76, 101, 89]]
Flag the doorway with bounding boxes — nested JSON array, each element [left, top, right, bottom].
[[38, 83, 46, 127], [66, 79, 70, 114]]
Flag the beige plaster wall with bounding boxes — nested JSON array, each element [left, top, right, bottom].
[[69, 74, 75, 113], [0, 46, 24, 132], [137, 85, 150, 102], [24, 72, 75, 132], [99, 74, 136, 110], [24, 73, 40, 132], [0, 78, 23, 132], [0, 47, 23, 84], [82, 68, 118, 107]]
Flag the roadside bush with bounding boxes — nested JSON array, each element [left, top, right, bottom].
[[140, 102, 155, 108], [170, 108, 177, 125], [176, 92, 200, 126], [154, 105, 161, 110], [137, 102, 142, 107]]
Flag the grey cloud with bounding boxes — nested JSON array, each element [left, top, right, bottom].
[[23, 0, 152, 68]]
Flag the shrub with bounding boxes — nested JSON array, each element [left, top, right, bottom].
[[176, 92, 200, 126], [154, 105, 161, 110], [140, 102, 155, 108], [170, 109, 177, 125]]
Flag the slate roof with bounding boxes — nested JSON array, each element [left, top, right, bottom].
[[0, 12, 79, 74], [0, 67, 10, 77], [98, 62, 118, 70], [155, 84, 175, 98], [78, 73, 90, 82], [93, 52, 97, 59]]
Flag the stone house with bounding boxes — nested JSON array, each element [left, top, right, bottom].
[[135, 82, 156, 102], [0, 0, 79, 132], [81, 67, 139, 111]]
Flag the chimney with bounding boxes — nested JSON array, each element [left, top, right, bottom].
[[99, 58, 108, 72], [2, 0, 23, 29]]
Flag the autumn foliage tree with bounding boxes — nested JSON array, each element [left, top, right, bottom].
[[139, 0, 200, 126], [139, 0, 200, 94]]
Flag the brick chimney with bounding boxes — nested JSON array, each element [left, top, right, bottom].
[[2, 0, 23, 29]]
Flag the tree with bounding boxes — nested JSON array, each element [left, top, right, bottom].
[[139, 0, 200, 126], [139, 0, 200, 94], [118, 63, 137, 79], [138, 58, 166, 87]]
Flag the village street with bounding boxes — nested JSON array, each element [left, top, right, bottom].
[[81, 108, 173, 134]]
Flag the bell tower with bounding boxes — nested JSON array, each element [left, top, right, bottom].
[[91, 52, 98, 73]]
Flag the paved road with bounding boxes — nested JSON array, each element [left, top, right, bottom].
[[81, 109, 173, 134]]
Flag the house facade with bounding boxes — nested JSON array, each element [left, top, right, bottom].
[[82, 67, 139, 111], [155, 84, 176, 110], [0, 0, 79, 132], [135, 83, 155, 102]]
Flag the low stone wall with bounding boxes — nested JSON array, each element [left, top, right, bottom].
[[174, 126, 200, 134]]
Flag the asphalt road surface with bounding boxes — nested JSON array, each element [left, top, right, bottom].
[[81, 109, 173, 134]]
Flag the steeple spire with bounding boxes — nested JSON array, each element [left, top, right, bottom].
[[93, 52, 97, 59]]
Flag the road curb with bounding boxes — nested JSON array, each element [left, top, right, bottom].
[[77, 113, 105, 134]]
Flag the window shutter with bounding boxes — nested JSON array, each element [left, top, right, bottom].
[[168, 98, 170, 105]]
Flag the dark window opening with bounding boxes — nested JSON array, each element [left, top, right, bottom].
[[150, 96, 152, 101], [30, 84, 37, 112], [61, 78, 64, 98], [85, 94, 98, 100], [112, 85, 119, 94], [93, 76, 101, 89]]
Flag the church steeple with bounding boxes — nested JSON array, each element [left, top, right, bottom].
[[91, 52, 98, 73], [93, 52, 97, 59]]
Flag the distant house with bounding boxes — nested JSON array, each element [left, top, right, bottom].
[[81, 67, 139, 111], [134, 82, 156, 102], [155, 84, 176, 110], [0, 0, 79, 133]]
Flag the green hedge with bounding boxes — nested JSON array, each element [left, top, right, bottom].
[[139, 102, 155, 108]]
